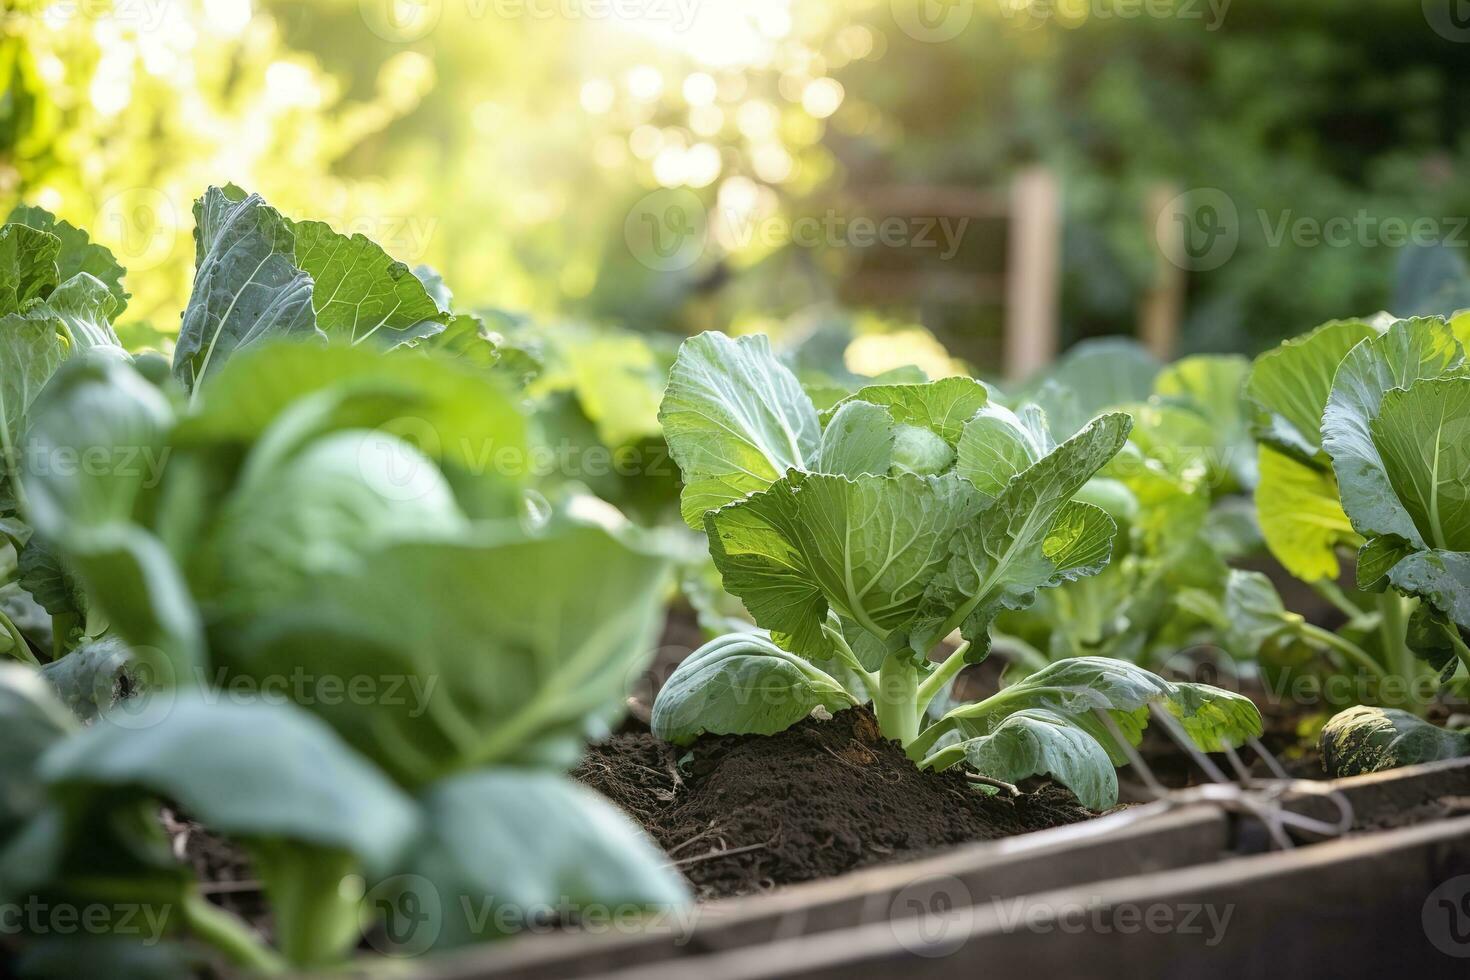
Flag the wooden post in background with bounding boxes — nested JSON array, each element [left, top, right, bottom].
[[1140, 183, 1185, 361], [1003, 167, 1061, 382]]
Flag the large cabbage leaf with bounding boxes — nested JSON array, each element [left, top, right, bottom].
[[387, 769, 687, 951], [172, 187, 320, 391], [1320, 705, 1470, 777], [911, 413, 1131, 656], [1321, 317, 1465, 547], [1245, 319, 1377, 462], [225, 523, 671, 785], [659, 331, 820, 527], [650, 631, 857, 744], [6, 205, 127, 311], [918, 656, 1261, 807], [1254, 444, 1357, 582], [291, 219, 448, 348], [707, 470, 979, 660]]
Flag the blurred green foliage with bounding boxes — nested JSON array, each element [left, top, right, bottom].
[[850, 0, 1470, 354], [2, 0, 1466, 362]]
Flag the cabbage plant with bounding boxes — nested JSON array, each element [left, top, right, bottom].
[[650, 332, 1261, 809], [993, 343, 1262, 671], [1318, 705, 1470, 777], [0, 190, 688, 973], [0, 206, 133, 665], [1243, 314, 1470, 773]]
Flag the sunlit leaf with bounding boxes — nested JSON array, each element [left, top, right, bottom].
[[1255, 444, 1357, 582], [660, 332, 820, 528], [291, 220, 448, 349], [173, 187, 320, 390], [1322, 317, 1464, 547], [1369, 378, 1470, 552], [7, 205, 127, 311], [823, 376, 989, 445], [708, 471, 978, 658], [912, 413, 1130, 656], [812, 399, 894, 476], [1245, 319, 1377, 461]]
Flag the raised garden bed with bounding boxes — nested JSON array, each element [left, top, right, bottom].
[[604, 815, 1470, 980], [3, 200, 1469, 978], [417, 756, 1470, 979]]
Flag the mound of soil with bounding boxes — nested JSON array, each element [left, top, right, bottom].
[[574, 707, 1096, 901]]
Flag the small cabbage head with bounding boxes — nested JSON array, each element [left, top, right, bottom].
[[210, 429, 468, 604], [889, 424, 954, 476]]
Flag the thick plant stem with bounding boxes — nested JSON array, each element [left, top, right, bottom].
[[252, 844, 362, 969], [182, 893, 285, 975], [1300, 622, 1387, 679], [51, 611, 77, 661], [914, 641, 971, 719], [874, 653, 920, 746], [1312, 580, 1367, 621], [909, 681, 1025, 762], [906, 717, 948, 762], [1376, 593, 1413, 692]]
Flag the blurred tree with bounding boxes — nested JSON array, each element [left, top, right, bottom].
[[4, 0, 1466, 360], [0, 0, 434, 332]]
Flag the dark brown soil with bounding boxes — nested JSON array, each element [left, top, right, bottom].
[[574, 706, 1097, 901], [163, 809, 272, 940]]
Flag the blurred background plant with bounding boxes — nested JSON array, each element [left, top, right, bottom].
[[4, 0, 1468, 362]]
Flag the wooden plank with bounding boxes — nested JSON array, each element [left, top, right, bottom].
[[614, 814, 1470, 979], [1003, 167, 1061, 382], [423, 806, 1227, 980], [1139, 182, 1184, 361], [1324, 753, 1470, 802], [1256, 755, 1470, 849]]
